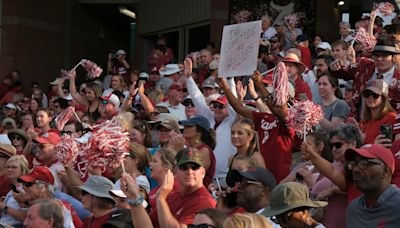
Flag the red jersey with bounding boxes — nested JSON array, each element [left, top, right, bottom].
[[294, 77, 312, 100], [252, 111, 296, 182], [83, 211, 111, 228], [391, 140, 400, 188], [297, 45, 312, 69], [0, 175, 11, 198], [360, 112, 397, 144], [150, 187, 216, 227]]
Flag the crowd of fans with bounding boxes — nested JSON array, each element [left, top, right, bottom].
[[0, 7, 400, 228]]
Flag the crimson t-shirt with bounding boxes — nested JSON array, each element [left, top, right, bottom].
[[360, 112, 397, 144], [150, 186, 216, 227], [294, 77, 312, 101], [252, 111, 296, 182], [83, 212, 111, 228]]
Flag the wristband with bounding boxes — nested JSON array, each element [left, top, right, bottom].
[[254, 96, 261, 101], [126, 195, 145, 207], [262, 94, 273, 101]]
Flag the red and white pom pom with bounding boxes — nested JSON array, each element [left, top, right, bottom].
[[80, 117, 130, 172], [54, 106, 76, 131], [373, 2, 395, 16], [80, 59, 103, 79], [354, 27, 377, 50], [56, 135, 79, 167], [284, 14, 299, 27], [273, 62, 289, 106], [288, 100, 324, 138]]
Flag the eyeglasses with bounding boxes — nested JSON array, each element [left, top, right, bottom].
[[61, 131, 73, 136], [182, 101, 195, 107], [210, 103, 226, 110], [362, 91, 380, 99], [330, 142, 344, 149], [188, 224, 217, 228], [10, 135, 22, 141], [179, 163, 201, 171], [347, 158, 386, 170], [22, 182, 35, 188]]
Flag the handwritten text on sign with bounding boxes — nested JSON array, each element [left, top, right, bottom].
[[219, 20, 261, 77]]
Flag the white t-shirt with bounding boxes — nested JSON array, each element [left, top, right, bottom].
[[262, 27, 277, 40]]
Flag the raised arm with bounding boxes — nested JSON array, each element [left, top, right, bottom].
[[121, 173, 154, 228], [301, 142, 347, 191], [121, 82, 138, 112], [183, 58, 214, 119], [218, 78, 253, 120], [69, 70, 88, 106], [248, 79, 270, 113], [252, 71, 287, 123]]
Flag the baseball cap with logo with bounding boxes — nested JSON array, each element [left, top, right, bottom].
[[362, 79, 389, 97], [345, 144, 395, 173], [176, 148, 204, 167], [227, 167, 277, 189], [33, 132, 61, 145], [202, 77, 219, 89], [18, 166, 55, 185], [210, 95, 227, 105], [99, 94, 121, 107]]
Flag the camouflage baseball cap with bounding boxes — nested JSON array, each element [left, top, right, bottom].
[[176, 148, 204, 167]]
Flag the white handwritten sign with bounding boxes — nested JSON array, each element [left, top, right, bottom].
[[219, 20, 261, 77]]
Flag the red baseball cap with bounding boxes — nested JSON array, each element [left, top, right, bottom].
[[210, 95, 227, 105], [33, 132, 61, 145], [345, 144, 395, 174], [18, 166, 55, 185]]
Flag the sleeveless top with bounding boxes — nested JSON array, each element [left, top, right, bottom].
[[196, 144, 216, 187], [87, 103, 101, 122]]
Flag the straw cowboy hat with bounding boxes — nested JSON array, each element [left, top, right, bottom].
[[280, 53, 307, 74]]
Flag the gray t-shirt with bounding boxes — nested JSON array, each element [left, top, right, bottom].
[[322, 99, 350, 121], [347, 185, 400, 227]]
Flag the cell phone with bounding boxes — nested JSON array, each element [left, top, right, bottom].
[[11, 184, 19, 193], [380, 125, 393, 140]]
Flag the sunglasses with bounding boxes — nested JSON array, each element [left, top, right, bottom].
[[347, 158, 385, 170], [10, 135, 22, 141], [362, 91, 380, 99], [188, 224, 217, 228], [182, 101, 195, 107], [61, 131, 73, 136], [210, 103, 225, 110], [179, 163, 201, 171], [330, 142, 344, 149]]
